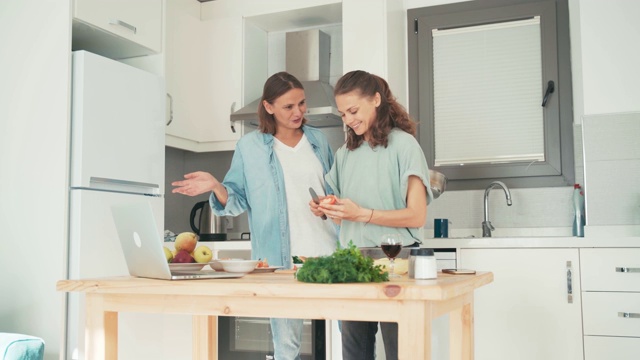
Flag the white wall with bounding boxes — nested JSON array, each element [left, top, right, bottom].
[[578, 0, 640, 116], [0, 1, 72, 359]]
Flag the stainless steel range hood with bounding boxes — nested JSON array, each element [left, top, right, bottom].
[[230, 29, 342, 128]]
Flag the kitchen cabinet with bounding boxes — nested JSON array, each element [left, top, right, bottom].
[[164, 0, 243, 152], [164, 0, 208, 150], [72, 0, 162, 59], [459, 248, 583, 360], [581, 248, 640, 360]]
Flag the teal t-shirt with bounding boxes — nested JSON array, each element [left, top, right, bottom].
[[326, 129, 433, 248]]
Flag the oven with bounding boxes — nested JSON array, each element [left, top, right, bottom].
[[218, 316, 325, 360]]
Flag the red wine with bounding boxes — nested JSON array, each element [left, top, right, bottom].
[[381, 244, 402, 258]]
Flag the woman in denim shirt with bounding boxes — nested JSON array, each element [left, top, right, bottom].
[[172, 72, 337, 360]]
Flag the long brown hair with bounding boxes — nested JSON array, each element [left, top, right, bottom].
[[257, 72, 307, 135], [334, 70, 416, 150]]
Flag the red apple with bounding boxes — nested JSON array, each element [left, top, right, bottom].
[[172, 249, 195, 263]]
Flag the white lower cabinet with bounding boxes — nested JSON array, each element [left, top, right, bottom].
[[459, 248, 583, 360], [581, 248, 640, 360], [584, 336, 640, 360]]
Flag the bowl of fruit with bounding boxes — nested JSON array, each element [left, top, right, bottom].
[[163, 233, 213, 271]]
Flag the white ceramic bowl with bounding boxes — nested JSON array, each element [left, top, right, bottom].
[[209, 260, 224, 271], [218, 259, 259, 273], [210, 258, 244, 271]]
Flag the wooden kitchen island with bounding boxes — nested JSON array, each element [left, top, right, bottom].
[[57, 271, 493, 360]]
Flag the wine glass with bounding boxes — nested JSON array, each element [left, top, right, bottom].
[[381, 233, 403, 278]]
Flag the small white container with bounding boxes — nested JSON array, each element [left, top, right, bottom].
[[414, 248, 437, 280]]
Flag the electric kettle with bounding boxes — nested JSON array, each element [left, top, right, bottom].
[[190, 201, 227, 241]]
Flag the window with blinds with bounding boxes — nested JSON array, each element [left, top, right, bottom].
[[407, 0, 574, 190], [432, 17, 545, 166]]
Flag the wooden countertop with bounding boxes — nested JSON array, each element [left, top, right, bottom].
[[57, 271, 493, 302]]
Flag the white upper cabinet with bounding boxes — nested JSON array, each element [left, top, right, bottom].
[[164, 0, 207, 150], [164, 0, 242, 152], [72, 0, 162, 59]]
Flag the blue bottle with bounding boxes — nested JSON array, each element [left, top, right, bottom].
[[572, 184, 585, 237]]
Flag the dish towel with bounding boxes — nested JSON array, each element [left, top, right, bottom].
[[0, 333, 44, 360]]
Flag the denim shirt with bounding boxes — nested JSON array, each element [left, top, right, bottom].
[[209, 125, 335, 267]]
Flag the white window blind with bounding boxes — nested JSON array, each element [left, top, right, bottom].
[[432, 17, 544, 166]]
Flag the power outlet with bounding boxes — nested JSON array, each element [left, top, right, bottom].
[[224, 217, 234, 230]]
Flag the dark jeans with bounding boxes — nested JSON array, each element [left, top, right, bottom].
[[341, 320, 398, 360]]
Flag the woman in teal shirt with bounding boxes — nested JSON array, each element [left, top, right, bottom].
[[313, 70, 434, 360]]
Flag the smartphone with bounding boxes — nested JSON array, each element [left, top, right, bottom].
[[442, 268, 476, 275]]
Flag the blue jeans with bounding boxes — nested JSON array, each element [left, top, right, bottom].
[[341, 320, 398, 360], [270, 318, 303, 360]]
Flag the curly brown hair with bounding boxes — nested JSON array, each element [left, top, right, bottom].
[[257, 72, 308, 135], [334, 70, 417, 150]]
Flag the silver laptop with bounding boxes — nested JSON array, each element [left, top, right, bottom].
[[111, 202, 245, 280]]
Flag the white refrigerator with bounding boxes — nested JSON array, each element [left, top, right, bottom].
[[66, 50, 166, 359]]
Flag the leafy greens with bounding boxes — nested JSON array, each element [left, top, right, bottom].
[[296, 241, 389, 283]]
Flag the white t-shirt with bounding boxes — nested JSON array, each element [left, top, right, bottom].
[[273, 134, 337, 263]]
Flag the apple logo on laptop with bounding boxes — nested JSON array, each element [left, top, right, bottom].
[[132, 231, 142, 248]]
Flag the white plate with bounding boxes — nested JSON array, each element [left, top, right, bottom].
[[252, 266, 284, 273], [169, 263, 206, 271]]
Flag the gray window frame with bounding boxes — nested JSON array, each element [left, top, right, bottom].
[[407, 0, 574, 190]]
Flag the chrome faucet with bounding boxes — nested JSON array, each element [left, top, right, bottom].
[[482, 181, 513, 237]]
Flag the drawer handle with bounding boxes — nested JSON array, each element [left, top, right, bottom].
[[616, 267, 640, 273], [109, 19, 137, 34], [618, 312, 640, 319]]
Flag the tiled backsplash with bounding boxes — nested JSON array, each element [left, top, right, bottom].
[[582, 112, 640, 236]]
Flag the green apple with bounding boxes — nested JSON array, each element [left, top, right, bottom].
[[163, 246, 174, 263], [193, 245, 213, 264]]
